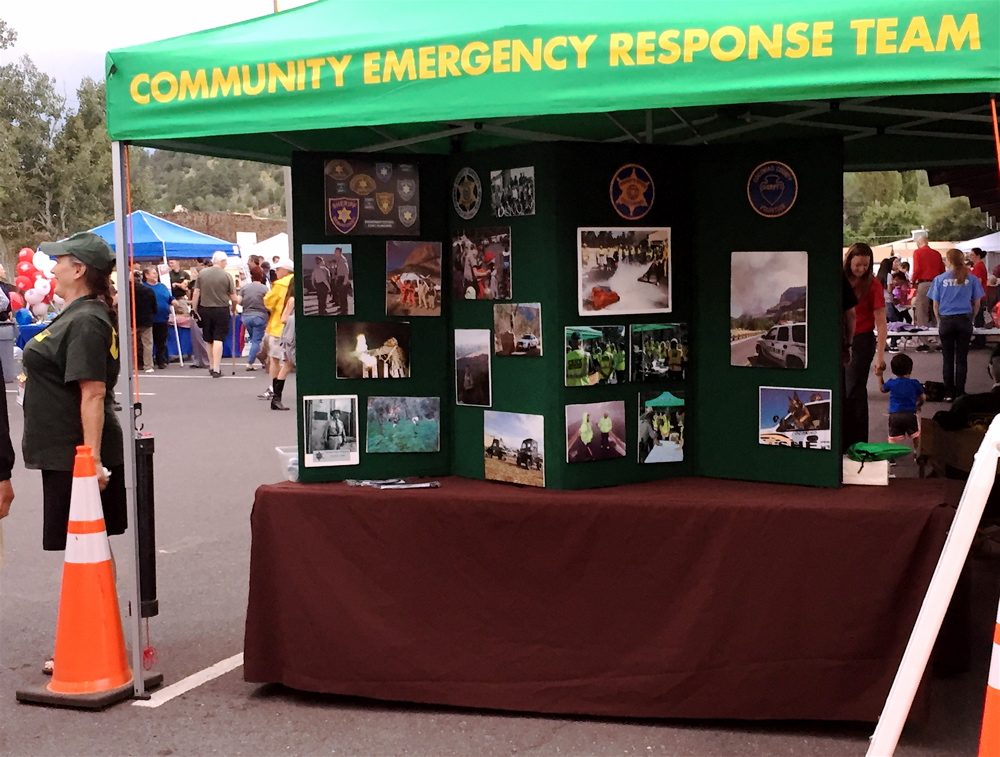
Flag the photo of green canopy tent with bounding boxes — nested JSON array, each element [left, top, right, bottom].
[[566, 326, 604, 340], [644, 391, 685, 408]]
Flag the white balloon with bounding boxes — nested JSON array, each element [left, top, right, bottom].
[[31, 302, 48, 318], [33, 278, 51, 296], [24, 288, 44, 306], [52, 294, 65, 307], [38, 258, 56, 274], [32, 251, 51, 270]]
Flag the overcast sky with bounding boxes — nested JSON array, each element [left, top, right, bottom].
[[1, 0, 316, 103]]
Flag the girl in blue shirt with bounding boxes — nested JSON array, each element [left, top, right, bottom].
[[928, 248, 985, 399]]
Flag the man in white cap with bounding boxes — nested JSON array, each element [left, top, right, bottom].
[[191, 251, 237, 377]]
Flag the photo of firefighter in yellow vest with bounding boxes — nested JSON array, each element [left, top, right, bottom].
[[564, 325, 627, 387], [629, 323, 688, 382]]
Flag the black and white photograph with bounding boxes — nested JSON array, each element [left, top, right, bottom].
[[493, 303, 542, 356], [731, 251, 808, 368], [565, 326, 627, 387], [638, 391, 685, 464], [577, 227, 671, 316], [565, 400, 627, 463], [303, 395, 359, 467], [335, 322, 411, 379], [630, 323, 688, 382], [490, 166, 535, 218], [483, 410, 545, 488], [452, 226, 511, 300], [302, 244, 353, 316], [386, 241, 442, 317], [455, 328, 492, 407]]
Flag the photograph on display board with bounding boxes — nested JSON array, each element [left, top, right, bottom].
[[638, 391, 685, 464], [565, 400, 627, 463], [731, 251, 808, 368], [303, 395, 359, 467], [366, 396, 441, 453], [324, 158, 419, 236], [494, 303, 542, 356], [335, 322, 410, 379], [630, 323, 688, 382], [301, 244, 353, 316], [483, 410, 545, 488], [451, 226, 511, 300], [455, 328, 492, 407], [577, 227, 671, 316], [490, 166, 535, 218], [385, 241, 442, 317], [758, 387, 831, 450], [565, 326, 627, 387]]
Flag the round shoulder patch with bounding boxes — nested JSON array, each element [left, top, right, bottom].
[[610, 163, 655, 220], [747, 161, 798, 218], [453, 167, 482, 220]]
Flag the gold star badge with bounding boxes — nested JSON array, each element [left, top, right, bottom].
[[616, 169, 650, 215], [337, 207, 353, 223]]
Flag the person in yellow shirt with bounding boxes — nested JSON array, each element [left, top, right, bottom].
[[259, 259, 294, 409], [598, 411, 613, 452], [578, 412, 594, 460]]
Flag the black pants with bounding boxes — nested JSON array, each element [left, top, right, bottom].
[[152, 321, 169, 367], [842, 331, 876, 450], [314, 282, 329, 316], [939, 313, 973, 396]]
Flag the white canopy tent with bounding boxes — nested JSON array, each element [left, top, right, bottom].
[[956, 230, 1000, 253]]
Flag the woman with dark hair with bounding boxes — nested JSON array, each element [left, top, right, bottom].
[[23, 232, 124, 674], [928, 248, 985, 400], [843, 242, 887, 449]]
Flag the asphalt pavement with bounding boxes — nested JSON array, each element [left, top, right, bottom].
[[1, 353, 999, 756]]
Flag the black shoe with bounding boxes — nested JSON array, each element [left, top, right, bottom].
[[210, 370, 222, 378], [915, 344, 930, 352], [271, 400, 290, 411]]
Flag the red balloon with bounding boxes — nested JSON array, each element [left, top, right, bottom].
[[13, 276, 31, 291], [15, 261, 36, 278], [18, 248, 33, 262], [9, 292, 24, 311]]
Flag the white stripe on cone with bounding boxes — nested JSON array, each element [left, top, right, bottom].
[[64, 531, 112, 564], [69, 475, 103, 522]]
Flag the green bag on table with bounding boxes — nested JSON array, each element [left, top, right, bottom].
[[846, 442, 912, 463]]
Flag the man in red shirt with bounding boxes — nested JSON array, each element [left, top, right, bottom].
[[910, 229, 944, 351]]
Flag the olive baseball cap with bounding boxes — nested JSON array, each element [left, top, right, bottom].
[[40, 232, 116, 272]]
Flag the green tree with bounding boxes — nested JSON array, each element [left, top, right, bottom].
[[856, 199, 922, 243]]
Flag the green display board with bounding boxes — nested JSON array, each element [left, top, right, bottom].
[[291, 138, 842, 489]]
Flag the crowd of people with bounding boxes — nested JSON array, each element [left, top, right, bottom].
[[842, 234, 990, 451]]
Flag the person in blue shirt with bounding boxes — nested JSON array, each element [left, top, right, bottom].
[[927, 248, 985, 400], [143, 265, 177, 370], [877, 353, 925, 447]]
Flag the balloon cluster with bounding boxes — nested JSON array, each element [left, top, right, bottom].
[[14, 247, 60, 321]]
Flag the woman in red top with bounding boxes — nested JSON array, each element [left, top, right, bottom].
[[843, 243, 887, 449]]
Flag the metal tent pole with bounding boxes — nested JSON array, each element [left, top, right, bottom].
[[111, 141, 146, 699]]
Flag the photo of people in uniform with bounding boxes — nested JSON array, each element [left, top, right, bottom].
[[386, 241, 442, 317], [303, 395, 359, 467], [630, 323, 688, 382], [758, 386, 831, 450], [731, 251, 808, 368], [577, 227, 671, 316], [494, 303, 542, 356], [638, 391, 685, 463], [366, 396, 441, 453], [335, 322, 411, 379], [302, 244, 354, 316], [565, 400, 627, 463], [564, 326, 627, 387], [455, 328, 492, 407], [452, 226, 511, 300], [490, 166, 535, 218], [483, 410, 545, 488]]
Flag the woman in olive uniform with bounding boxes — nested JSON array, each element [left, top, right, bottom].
[[23, 232, 125, 555]]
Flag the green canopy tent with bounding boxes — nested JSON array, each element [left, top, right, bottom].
[[566, 326, 605, 340], [644, 391, 686, 408], [104, 0, 1000, 170]]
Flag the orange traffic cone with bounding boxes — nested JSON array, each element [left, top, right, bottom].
[[16, 445, 134, 709], [980, 603, 1000, 755]]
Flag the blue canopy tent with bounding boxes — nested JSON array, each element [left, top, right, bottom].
[[87, 210, 239, 259]]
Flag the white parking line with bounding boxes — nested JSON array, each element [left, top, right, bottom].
[[132, 374, 255, 380], [132, 652, 244, 708]]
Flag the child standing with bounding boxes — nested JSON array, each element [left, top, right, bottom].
[[877, 353, 925, 447]]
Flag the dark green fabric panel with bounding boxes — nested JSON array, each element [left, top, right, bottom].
[[291, 151, 451, 483], [692, 139, 844, 487]]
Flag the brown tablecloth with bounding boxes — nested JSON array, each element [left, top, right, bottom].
[[244, 476, 952, 721]]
